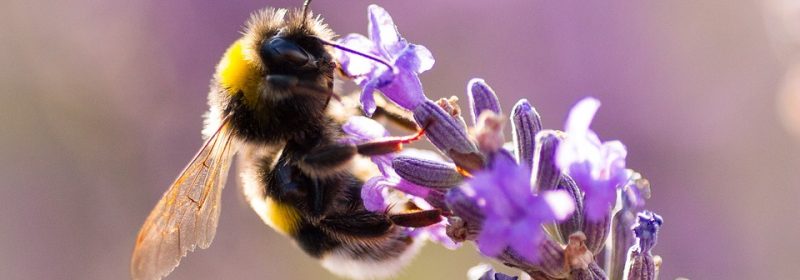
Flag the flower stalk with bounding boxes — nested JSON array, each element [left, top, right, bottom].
[[335, 4, 665, 280]]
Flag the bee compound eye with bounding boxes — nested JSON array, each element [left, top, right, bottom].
[[261, 37, 312, 67]]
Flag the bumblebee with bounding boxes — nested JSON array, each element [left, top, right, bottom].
[[131, 2, 440, 280]]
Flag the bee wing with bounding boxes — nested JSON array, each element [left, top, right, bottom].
[[131, 117, 236, 280]]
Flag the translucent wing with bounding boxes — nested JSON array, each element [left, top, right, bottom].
[[131, 117, 236, 280]]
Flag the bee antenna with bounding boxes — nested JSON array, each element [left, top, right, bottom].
[[313, 36, 397, 74]]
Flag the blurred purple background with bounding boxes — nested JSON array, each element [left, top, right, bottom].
[[2, 0, 799, 279]]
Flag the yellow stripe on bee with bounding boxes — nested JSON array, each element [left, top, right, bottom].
[[264, 197, 302, 235], [216, 39, 260, 106]]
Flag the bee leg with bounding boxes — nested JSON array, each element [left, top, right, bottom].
[[355, 120, 431, 156], [389, 209, 443, 228], [301, 121, 429, 171], [321, 211, 393, 238], [300, 143, 358, 171]]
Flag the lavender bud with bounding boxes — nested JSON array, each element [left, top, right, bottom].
[[633, 211, 663, 253], [557, 175, 584, 242], [583, 210, 611, 255], [414, 99, 484, 171], [468, 78, 502, 126], [533, 130, 563, 192], [511, 99, 543, 168], [624, 211, 663, 280], [393, 156, 464, 188]]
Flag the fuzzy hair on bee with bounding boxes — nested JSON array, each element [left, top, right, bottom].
[[131, 3, 440, 280]]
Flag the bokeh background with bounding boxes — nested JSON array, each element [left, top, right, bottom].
[[2, 0, 800, 279]]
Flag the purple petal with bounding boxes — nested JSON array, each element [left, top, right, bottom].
[[394, 44, 435, 74], [377, 68, 426, 110], [477, 217, 511, 257], [468, 171, 515, 218], [493, 156, 532, 210], [564, 97, 601, 137], [599, 140, 628, 181], [393, 178, 431, 198], [362, 176, 389, 212], [582, 181, 616, 221], [543, 190, 576, 221], [343, 116, 390, 142], [367, 5, 406, 58], [336, 33, 381, 80], [509, 221, 543, 262], [420, 221, 460, 250], [360, 78, 380, 116]]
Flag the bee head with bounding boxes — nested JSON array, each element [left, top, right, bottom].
[[210, 7, 337, 143], [214, 7, 335, 109]]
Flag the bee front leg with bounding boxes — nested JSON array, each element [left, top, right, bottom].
[[298, 143, 358, 176], [355, 121, 430, 156], [299, 124, 428, 173]]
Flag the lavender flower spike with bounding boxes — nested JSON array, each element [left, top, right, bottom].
[[336, 5, 434, 116], [456, 154, 575, 262], [556, 97, 628, 221], [468, 78, 502, 126]]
